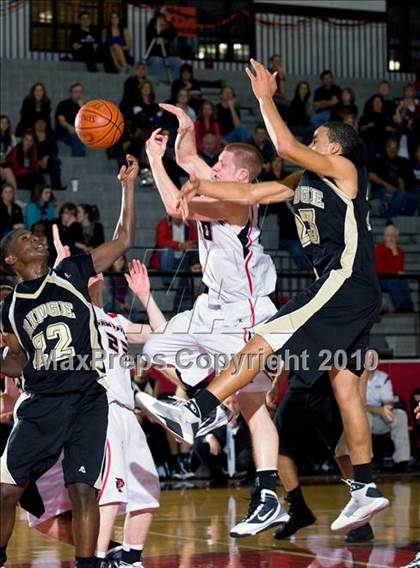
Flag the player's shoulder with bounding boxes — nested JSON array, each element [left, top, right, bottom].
[[54, 253, 95, 282]]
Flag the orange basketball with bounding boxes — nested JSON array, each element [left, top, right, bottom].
[[75, 99, 124, 149]]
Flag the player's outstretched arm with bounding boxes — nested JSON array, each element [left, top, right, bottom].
[[180, 176, 294, 207], [91, 155, 138, 274], [246, 59, 357, 198], [125, 260, 166, 341], [159, 103, 213, 180]]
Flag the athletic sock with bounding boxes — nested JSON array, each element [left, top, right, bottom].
[[286, 485, 308, 508], [353, 463, 373, 485], [121, 543, 143, 564], [107, 539, 122, 552], [0, 546, 7, 566], [75, 556, 96, 568], [192, 390, 221, 418], [255, 469, 278, 493]]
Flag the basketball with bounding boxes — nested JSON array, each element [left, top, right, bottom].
[[75, 99, 124, 149]]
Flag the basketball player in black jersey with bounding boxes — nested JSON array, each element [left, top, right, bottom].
[[136, 60, 390, 532], [0, 155, 138, 568]]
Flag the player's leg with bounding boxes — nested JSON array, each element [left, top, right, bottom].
[[96, 503, 121, 563], [0, 482, 27, 564], [64, 383, 108, 566], [120, 410, 160, 566], [272, 387, 316, 540], [330, 367, 389, 531], [229, 388, 287, 537]]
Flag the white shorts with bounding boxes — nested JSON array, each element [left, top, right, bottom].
[[143, 294, 277, 393], [27, 455, 71, 528], [27, 403, 159, 527], [99, 401, 160, 512]]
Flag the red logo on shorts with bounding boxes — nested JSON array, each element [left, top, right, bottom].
[[115, 477, 125, 492]]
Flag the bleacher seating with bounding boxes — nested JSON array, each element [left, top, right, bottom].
[[2, 58, 419, 356]]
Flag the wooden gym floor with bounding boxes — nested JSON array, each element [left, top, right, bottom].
[[7, 480, 420, 567]]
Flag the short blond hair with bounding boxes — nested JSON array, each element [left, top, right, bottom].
[[225, 143, 264, 181]]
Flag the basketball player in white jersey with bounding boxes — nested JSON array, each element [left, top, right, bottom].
[[141, 110, 292, 537], [23, 255, 162, 568]]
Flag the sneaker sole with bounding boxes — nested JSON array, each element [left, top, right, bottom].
[[230, 509, 289, 538], [331, 498, 390, 532], [135, 392, 194, 445]]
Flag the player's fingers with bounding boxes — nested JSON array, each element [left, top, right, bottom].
[[52, 224, 60, 244], [245, 67, 256, 83], [150, 128, 162, 140], [159, 103, 178, 114]]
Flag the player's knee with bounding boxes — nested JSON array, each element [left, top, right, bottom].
[[68, 483, 97, 512], [0, 484, 22, 508]]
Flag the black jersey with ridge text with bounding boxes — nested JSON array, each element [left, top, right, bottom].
[[2, 254, 106, 394], [292, 164, 380, 293]]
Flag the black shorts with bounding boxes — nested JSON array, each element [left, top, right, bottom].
[[255, 274, 380, 386], [275, 373, 343, 463], [0, 381, 108, 489]]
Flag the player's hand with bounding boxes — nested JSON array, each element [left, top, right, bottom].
[[265, 388, 278, 411], [177, 173, 200, 220], [382, 404, 394, 423], [159, 103, 194, 135], [125, 259, 150, 302], [245, 58, 278, 100], [145, 128, 168, 160], [118, 154, 139, 183], [207, 434, 221, 456], [52, 224, 71, 267]]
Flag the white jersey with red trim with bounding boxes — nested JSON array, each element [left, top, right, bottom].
[[197, 205, 276, 305], [94, 306, 134, 410]]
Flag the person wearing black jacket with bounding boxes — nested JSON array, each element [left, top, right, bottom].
[[0, 183, 24, 239], [146, 9, 182, 82], [15, 83, 52, 137], [52, 202, 84, 257], [33, 119, 64, 191], [70, 11, 99, 72], [76, 203, 105, 251]]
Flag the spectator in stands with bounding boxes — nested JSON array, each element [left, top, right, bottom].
[[331, 87, 358, 122], [312, 70, 341, 128], [6, 131, 45, 192], [217, 86, 248, 143], [146, 8, 182, 83], [171, 63, 202, 112], [393, 83, 420, 158], [152, 215, 198, 285], [246, 125, 276, 170], [199, 133, 220, 167], [366, 363, 411, 471], [172, 87, 196, 121], [369, 137, 417, 219], [343, 113, 358, 130], [287, 81, 313, 144], [193, 395, 253, 486], [260, 155, 284, 182], [375, 224, 414, 313], [70, 11, 99, 72], [121, 62, 148, 111], [15, 83, 52, 137], [411, 144, 420, 212], [378, 80, 396, 120], [0, 115, 17, 190], [55, 83, 86, 157], [102, 11, 132, 73], [0, 183, 24, 239], [195, 101, 221, 153], [268, 53, 288, 116], [123, 80, 160, 155], [33, 118, 64, 191], [54, 202, 84, 256], [359, 95, 398, 164], [24, 183, 56, 230], [76, 203, 105, 251]]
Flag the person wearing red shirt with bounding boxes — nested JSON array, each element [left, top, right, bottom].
[[194, 101, 221, 153], [6, 131, 45, 193], [375, 224, 413, 312], [152, 215, 198, 286]]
